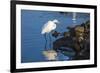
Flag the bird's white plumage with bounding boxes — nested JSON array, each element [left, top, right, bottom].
[[41, 19, 59, 34]]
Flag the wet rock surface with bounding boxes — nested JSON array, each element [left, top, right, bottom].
[[52, 20, 90, 60]]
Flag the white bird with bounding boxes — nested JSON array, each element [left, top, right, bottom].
[[41, 19, 59, 50], [41, 19, 59, 34]]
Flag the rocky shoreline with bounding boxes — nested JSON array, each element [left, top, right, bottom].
[[52, 20, 90, 60]]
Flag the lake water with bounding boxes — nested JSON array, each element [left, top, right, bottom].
[[21, 10, 90, 63]]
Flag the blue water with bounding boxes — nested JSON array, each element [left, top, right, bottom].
[[21, 10, 90, 63]]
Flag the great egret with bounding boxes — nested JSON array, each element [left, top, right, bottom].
[[41, 19, 59, 50]]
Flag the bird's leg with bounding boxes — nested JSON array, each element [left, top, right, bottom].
[[49, 33, 52, 49], [44, 34, 47, 50]]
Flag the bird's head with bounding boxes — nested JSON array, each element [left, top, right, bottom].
[[53, 19, 59, 24]]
